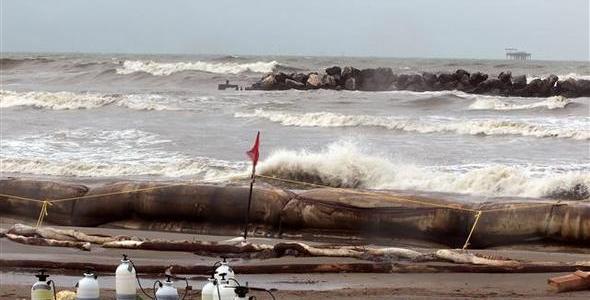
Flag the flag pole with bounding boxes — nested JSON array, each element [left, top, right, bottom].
[[243, 165, 256, 240], [243, 131, 260, 240]]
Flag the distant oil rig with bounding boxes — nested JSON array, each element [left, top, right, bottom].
[[505, 48, 532, 60]]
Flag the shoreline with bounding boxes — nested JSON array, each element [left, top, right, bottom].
[[1, 224, 589, 299]]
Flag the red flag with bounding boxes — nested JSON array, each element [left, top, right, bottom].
[[246, 131, 260, 168]]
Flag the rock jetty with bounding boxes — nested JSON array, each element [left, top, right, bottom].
[[246, 66, 590, 98]]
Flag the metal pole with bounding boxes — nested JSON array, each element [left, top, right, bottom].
[[243, 168, 256, 240]]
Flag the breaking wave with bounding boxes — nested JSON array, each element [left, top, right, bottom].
[[0, 90, 205, 111], [235, 109, 590, 140], [468, 95, 572, 111], [0, 128, 247, 178], [0, 90, 118, 110], [116, 59, 279, 75], [258, 141, 590, 199]]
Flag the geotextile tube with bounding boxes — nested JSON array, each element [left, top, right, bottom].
[[1, 178, 588, 248]]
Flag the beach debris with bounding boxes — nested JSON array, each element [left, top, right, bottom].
[[7, 224, 133, 244], [55, 290, 76, 300], [2, 232, 91, 251], [435, 249, 521, 266], [548, 270, 590, 293], [273, 242, 424, 260]]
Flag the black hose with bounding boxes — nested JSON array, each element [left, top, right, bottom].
[[153, 280, 162, 300], [48, 280, 56, 300], [264, 289, 276, 300], [172, 276, 190, 300], [129, 259, 154, 299], [228, 278, 241, 286], [215, 280, 222, 300]]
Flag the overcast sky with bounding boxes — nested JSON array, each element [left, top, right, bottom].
[[2, 0, 589, 61]]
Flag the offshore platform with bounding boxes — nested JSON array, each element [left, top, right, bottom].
[[505, 48, 532, 60]]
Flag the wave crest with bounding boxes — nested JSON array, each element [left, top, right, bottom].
[[468, 95, 572, 111], [0, 128, 246, 178], [258, 141, 590, 200], [116, 60, 279, 75], [0, 90, 118, 110], [235, 109, 589, 140], [0, 90, 204, 111]]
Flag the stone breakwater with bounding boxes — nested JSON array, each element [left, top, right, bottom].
[[246, 66, 590, 98]]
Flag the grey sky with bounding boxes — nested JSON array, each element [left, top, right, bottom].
[[2, 0, 589, 61]]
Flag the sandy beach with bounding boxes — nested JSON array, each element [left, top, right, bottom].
[[2, 220, 589, 299]]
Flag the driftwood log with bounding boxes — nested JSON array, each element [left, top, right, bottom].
[[1, 232, 91, 251]]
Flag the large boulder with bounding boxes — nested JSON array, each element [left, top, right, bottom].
[[474, 78, 504, 94], [325, 66, 342, 77], [469, 72, 488, 86], [306, 73, 322, 89], [290, 73, 309, 85], [344, 77, 357, 90], [285, 78, 305, 90], [575, 79, 590, 97], [358, 67, 395, 91], [556, 78, 578, 97], [341, 66, 360, 81], [512, 75, 527, 90], [260, 74, 277, 90], [405, 74, 426, 91], [520, 75, 559, 97], [454, 69, 470, 82], [321, 74, 338, 89], [422, 72, 437, 88], [498, 71, 512, 86]]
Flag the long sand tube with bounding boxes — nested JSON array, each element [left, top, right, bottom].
[[1, 178, 588, 248]]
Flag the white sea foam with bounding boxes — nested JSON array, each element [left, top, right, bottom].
[[116, 60, 279, 76], [258, 141, 590, 199], [0, 128, 247, 178], [527, 73, 590, 83], [0, 90, 205, 111], [0, 90, 118, 110], [235, 109, 590, 140], [468, 95, 572, 111]]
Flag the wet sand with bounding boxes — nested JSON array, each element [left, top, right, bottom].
[[2, 273, 589, 299], [1, 221, 589, 299]]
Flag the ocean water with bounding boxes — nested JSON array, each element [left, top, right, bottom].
[[1, 53, 589, 200]]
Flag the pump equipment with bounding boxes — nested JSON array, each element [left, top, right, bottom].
[[31, 270, 56, 300]]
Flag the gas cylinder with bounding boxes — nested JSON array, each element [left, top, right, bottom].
[[155, 275, 179, 300], [76, 271, 99, 300], [115, 254, 137, 300], [214, 257, 235, 281], [201, 275, 216, 300], [31, 270, 55, 300], [211, 273, 236, 300]]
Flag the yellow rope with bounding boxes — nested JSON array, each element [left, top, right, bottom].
[[0, 193, 41, 203], [257, 174, 478, 213], [462, 210, 483, 250], [34, 200, 53, 228], [256, 174, 570, 214]]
